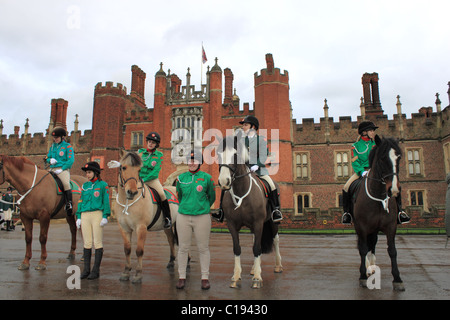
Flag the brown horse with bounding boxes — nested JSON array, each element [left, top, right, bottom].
[[352, 135, 405, 291], [0, 154, 86, 270], [217, 133, 282, 289], [111, 150, 179, 284]]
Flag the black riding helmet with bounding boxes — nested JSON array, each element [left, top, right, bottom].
[[82, 161, 101, 175], [358, 121, 378, 135], [146, 132, 161, 148], [239, 115, 259, 131], [51, 127, 67, 138]]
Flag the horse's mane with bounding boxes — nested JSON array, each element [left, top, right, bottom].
[[121, 151, 142, 167], [369, 136, 402, 169], [1, 155, 34, 171]]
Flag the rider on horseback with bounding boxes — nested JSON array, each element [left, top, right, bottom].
[[213, 115, 282, 223], [341, 121, 411, 225], [45, 127, 74, 216], [138, 132, 171, 229]]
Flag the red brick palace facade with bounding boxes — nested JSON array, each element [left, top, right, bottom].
[[1, 54, 449, 230]]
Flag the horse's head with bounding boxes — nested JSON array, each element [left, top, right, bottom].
[[118, 150, 143, 200], [370, 135, 402, 197], [217, 131, 249, 190]]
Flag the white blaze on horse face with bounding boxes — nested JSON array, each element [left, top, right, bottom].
[[218, 148, 236, 189], [389, 148, 400, 196]]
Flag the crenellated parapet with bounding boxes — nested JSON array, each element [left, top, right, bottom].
[[94, 81, 127, 96]]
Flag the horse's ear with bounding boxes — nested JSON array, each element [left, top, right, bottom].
[[119, 148, 126, 159], [374, 134, 382, 146]]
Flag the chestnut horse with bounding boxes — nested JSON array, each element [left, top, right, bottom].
[[111, 150, 179, 284], [352, 136, 405, 291], [217, 133, 282, 289], [0, 154, 86, 270]]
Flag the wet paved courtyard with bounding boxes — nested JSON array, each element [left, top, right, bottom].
[[1, 220, 450, 304]]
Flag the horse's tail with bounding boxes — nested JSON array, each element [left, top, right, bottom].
[[261, 219, 276, 254]]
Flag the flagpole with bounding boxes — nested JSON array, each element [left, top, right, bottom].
[[201, 42, 203, 85]]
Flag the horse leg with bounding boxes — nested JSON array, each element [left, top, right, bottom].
[[365, 233, 378, 272], [132, 224, 147, 284], [119, 227, 132, 281], [273, 234, 283, 273], [229, 226, 242, 288], [251, 227, 263, 289], [66, 215, 77, 260], [35, 214, 50, 270], [386, 232, 405, 291], [164, 228, 176, 269], [18, 217, 33, 270], [358, 235, 369, 288]]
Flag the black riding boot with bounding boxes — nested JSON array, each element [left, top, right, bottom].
[[80, 248, 91, 279], [396, 193, 410, 224], [87, 248, 103, 280], [341, 190, 353, 225], [161, 200, 172, 229], [64, 190, 73, 216], [211, 190, 225, 223], [269, 190, 282, 222]]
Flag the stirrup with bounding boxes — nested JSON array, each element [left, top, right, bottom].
[[272, 209, 282, 222], [398, 211, 410, 224], [164, 218, 172, 229], [212, 209, 224, 223], [341, 212, 352, 225]]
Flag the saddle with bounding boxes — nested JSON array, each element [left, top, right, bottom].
[[348, 176, 364, 214], [146, 187, 179, 230], [255, 176, 270, 198], [49, 172, 81, 218]]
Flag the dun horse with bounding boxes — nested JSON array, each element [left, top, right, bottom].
[[0, 155, 86, 270], [352, 136, 405, 291], [111, 150, 179, 284], [217, 134, 282, 289]]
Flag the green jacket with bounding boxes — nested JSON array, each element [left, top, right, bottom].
[[1, 192, 14, 211], [46, 140, 74, 171], [351, 138, 376, 176], [176, 170, 215, 216], [138, 148, 163, 182], [76, 179, 111, 219], [245, 134, 269, 176]]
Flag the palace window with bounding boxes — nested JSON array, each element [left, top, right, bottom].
[[171, 107, 203, 163], [131, 131, 144, 150], [295, 152, 310, 179], [295, 192, 311, 215], [335, 151, 351, 178], [406, 148, 423, 176]]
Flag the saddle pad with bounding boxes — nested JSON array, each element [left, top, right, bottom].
[[149, 188, 179, 205], [255, 176, 270, 198], [56, 179, 82, 195]]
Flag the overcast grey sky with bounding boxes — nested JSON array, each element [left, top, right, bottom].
[[1, 0, 449, 136]]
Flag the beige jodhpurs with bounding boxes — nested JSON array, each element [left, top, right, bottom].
[[177, 213, 211, 280], [260, 175, 276, 191], [81, 210, 104, 249], [50, 168, 71, 191], [145, 179, 167, 201], [343, 173, 360, 192]]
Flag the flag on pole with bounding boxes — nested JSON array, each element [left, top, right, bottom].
[[202, 45, 208, 64]]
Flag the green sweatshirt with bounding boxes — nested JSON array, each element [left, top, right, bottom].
[[176, 170, 216, 216], [351, 138, 376, 176], [138, 148, 163, 182], [76, 179, 111, 219]]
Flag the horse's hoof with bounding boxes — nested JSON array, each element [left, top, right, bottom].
[[393, 282, 405, 292], [251, 278, 263, 289], [166, 261, 174, 269], [230, 279, 241, 288], [35, 264, 47, 271], [18, 263, 30, 270], [67, 253, 75, 260], [359, 279, 368, 288], [274, 266, 283, 273], [132, 275, 142, 284], [119, 274, 130, 281]]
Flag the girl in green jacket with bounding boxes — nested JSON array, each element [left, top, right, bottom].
[[76, 161, 111, 280], [175, 150, 215, 290]]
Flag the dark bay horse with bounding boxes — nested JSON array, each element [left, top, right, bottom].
[[0, 154, 86, 270], [217, 134, 282, 289], [352, 136, 405, 291], [111, 150, 179, 284]]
